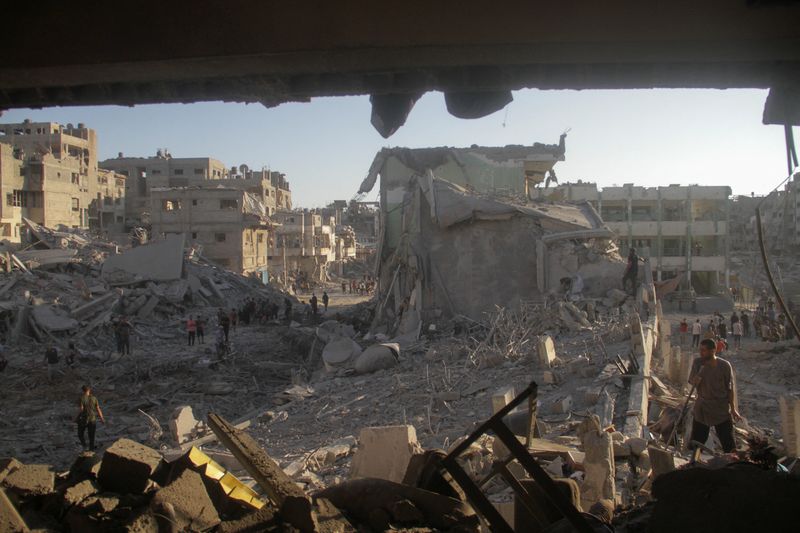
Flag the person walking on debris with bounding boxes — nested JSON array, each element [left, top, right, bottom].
[[44, 343, 59, 380], [215, 325, 227, 359], [218, 308, 230, 342], [76, 385, 105, 451], [622, 248, 641, 294], [732, 320, 743, 349], [284, 297, 293, 322], [310, 293, 318, 317], [196, 316, 205, 344], [66, 342, 79, 368], [688, 338, 741, 453], [186, 316, 197, 346], [692, 319, 702, 347], [742, 311, 750, 338], [229, 308, 238, 332], [679, 318, 688, 346], [341, 281, 347, 293], [116, 316, 132, 355], [322, 291, 329, 312]]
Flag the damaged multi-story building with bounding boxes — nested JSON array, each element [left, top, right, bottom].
[[532, 182, 731, 293], [150, 187, 271, 276], [267, 210, 337, 283], [359, 141, 622, 327], [0, 120, 127, 240], [322, 199, 379, 263]]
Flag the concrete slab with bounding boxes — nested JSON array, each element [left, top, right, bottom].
[[1, 464, 54, 497], [491, 386, 515, 414], [150, 468, 220, 532], [354, 343, 399, 374], [0, 488, 28, 532], [322, 337, 362, 372], [102, 233, 185, 282], [537, 335, 556, 367], [98, 438, 163, 494], [577, 415, 614, 509], [350, 425, 422, 483], [136, 295, 161, 318], [62, 479, 98, 507], [32, 304, 79, 331], [169, 405, 199, 445], [70, 292, 117, 320], [779, 395, 800, 457], [647, 445, 675, 478], [0, 458, 21, 483]]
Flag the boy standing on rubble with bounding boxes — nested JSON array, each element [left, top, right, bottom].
[[186, 316, 197, 346], [688, 338, 741, 453], [44, 344, 59, 380], [76, 385, 105, 451]]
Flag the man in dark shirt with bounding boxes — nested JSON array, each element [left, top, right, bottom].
[[688, 338, 741, 453], [115, 317, 132, 356], [44, 344, 59, 380], [77, 385, 105, 451], [622, 248, 640, 293]]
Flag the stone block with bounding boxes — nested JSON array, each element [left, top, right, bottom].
[[0, 458, 22, 483], [613, 441, 632, 458], [491, 386, 515, 414], [647, 446, 675, 478], [354, 343, 399, 374], [151, 469, 220, 532], [98, 438, 162, 494], [627, 437, 648, 457], [550, 395, 573, 414], [584, 386, 604, 405], [577, 416, 615, 509], [541, 370, 560, 385], [68, 452, 102, 482], [350, 425, 422, 483], [169, 405, 199, 445], [2, 464, 54, 497], [0, 488, 28, 533], [537, 335, 556, 367], [62, 479, 98, 507]]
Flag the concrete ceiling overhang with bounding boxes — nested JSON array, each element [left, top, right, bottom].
[[2, 1, 800, 134]]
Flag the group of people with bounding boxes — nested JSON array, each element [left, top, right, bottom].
[[340, 277, 375, 296], [681, 310, 749, 352]]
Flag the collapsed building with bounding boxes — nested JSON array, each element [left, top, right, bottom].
[[358, 142, 625, 332], [268, 210, 338, 284]]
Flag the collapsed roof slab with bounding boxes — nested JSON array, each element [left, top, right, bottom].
[[101, 233, 185, 282]]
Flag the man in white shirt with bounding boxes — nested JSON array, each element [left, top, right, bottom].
[[691, 319, 702, 347]]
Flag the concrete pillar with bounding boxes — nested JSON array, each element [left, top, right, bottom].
[[779, 396, 800, 458], [577, 415, 615, 510]]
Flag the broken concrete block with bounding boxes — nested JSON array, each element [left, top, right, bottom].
[[350, 425, 422, 483], [68, 452, 102, 482], [627, 437, 648, 457], [577, 415, 615, 510], [151, 468, 220, 532], [0, 488, 28, 533], [550, 395, 573, 414], [0, 458, 22, 483], [98, 438, 162, 494], [169, 405, 199, 445], [779, 395, 800, 457], [136, 295, 160, 318], [584, 386, 604, 405], [2, 464, 55, 497], [613, 440, 632, 458], [123, 507, 159, 533], [491, 386, 515, 414], [389, 498, 425, 524], [607, 289, 628, 305], [32, 304, 79, 331], [62, 479, 99, 508], [647, 445, 675, 478], [354, 343, 399, 374], [218, 505, 276, 533], [322, 337, 362, 372], [537, 335, 556, 367], [102, 233, 185, 281], [637, 449, 651, 472], [541, 370, 560, 385], [545, 456, 565, 478]]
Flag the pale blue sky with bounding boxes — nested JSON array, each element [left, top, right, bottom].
[[1, 89, 791, 207]]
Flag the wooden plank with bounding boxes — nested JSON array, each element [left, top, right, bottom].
[[207, 413, 316, 532]]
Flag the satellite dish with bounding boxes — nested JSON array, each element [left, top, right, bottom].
[[239, 164, 249, 174]]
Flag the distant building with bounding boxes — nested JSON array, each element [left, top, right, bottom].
[[532, 182, 731, 293], [268, 210, 336, 282], [0, 120, 124, 239], [220, 167, 292, 215], [100, 151, 228, 226], [150, 187, 270, 276]]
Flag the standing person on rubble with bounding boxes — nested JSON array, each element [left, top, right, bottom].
[[284, 297, 293, 322], [679, 318, 688, 346], [44, 343, 59, 381], [217, 308, 230, 342], [65, 342, 79, 368], [692, 319, 702, 347], [688, 338, 741, 453], [741, 311, 751, 338], [196, 315, 205, 344], [186, 316, 197, 346], [322, 291, 329, 312], [732, 319, 743, 349], [116, 316, 132, 356], [622, 248, 640, 294], [342, 280, 347, 293], [229, 308, 238, 333], [76, 385, 105, 451], [310, 293, 318, 317]]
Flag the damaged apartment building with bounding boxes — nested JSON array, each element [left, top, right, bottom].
[[358, 140, 624, 329], [0, 120, 126, 240], [532, 182, 731, 293], [99, 152, 292, 226], [268, 210, 338, 282], [150, 187, 272, 277]]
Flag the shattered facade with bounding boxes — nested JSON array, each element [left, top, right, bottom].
[[222, 167, 293, 216], [268, 210, 337, 282], [533, 182, 731, 293], [99, 151, 228, 226], [150, 187, 271, 275], [360, 143, 621, 326], [0, 120, 124, 239]]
